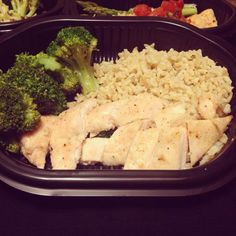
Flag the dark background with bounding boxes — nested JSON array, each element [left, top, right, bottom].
[[1, 1, 236, 235], [0, 178, 236, 235]]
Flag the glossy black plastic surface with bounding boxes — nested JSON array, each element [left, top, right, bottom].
[[0, 16, 236, 196], [68, 0, 236, 39]]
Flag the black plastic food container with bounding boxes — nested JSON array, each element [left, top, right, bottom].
[[68, 0, 236, 40], [0, 0, 65, 34], [0, 16, 236, 197]]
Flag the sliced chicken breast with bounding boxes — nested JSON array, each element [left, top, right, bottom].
[[86, 93, 166, 134], [81, 137, 109, 164], [124, 126, 188, 170], [49, 99, 98, 170], [212, 116, 232, 134], [102, 119, 155, 166], [154, 103, 187, 128], [124, 128, 159, 169], [197, 94, 219, 119], [150, 126, 188, 170], [20, 116, 57, 169], [86, 99, 128, 135], [187, 115, 232, 166]]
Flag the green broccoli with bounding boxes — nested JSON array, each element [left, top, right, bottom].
[[0, 77, 40, 133], [0, 0, 40, 22], [5, 53, 67, 115], [46, 26, 99, 95], [33, 52, 83, 97], [10, 0, 40, 18], [0, 73, 41, 153]]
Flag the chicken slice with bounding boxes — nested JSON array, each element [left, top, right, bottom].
[[124, 128, 159, 169], [86, 93, 166, 134], [49, 99, 98, 170], [20, 116, 57, 169], [86, 99, 128, 136], [197, 94, 219, 119], [124, 126, 188, 170], [102, 119, 155, 166], [149, 126, 188, 170], [212, 116, 232, 134], [187, 9, 218, 28], [114, 94, 167, 126], [81, 137, 109, 164], [154, 103, 188, 128], [187, 115, 232, 166]]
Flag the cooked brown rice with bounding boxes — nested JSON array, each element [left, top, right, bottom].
[[75, 44, 233, 119]]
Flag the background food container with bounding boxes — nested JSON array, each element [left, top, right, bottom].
[[0, 0, 65, 34], [67, 0, 236, 40], [0, 16, 236, 197]]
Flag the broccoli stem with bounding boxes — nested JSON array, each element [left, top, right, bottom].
[[36, 54, 62, 71], [182, 4, 198, 16], [79, 69, 98, 95], [70, 47, 98, 95], [76, 57, 98, 95]]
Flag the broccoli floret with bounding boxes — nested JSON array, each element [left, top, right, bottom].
[[0, 78, 40, 133], [10, 0, 40, 18], [46, 26, 99, 95], [34, 52, 82, 97], [34, 52, 62, 71], [0, 1, 12, 22], [0, 0, 40, 22], [0, 74, 41, 153], [6, 53, 67, 115]]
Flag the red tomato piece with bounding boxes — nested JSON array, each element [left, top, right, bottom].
[[133, 4, 152, 16], [149, 7, 166, 17], [175, 0, 184, 9], [161, 1, 177, 13]]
